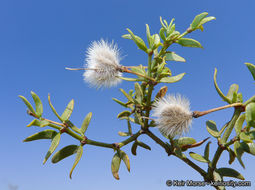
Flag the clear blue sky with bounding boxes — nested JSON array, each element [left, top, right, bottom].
[[1, 0, 255, 190]]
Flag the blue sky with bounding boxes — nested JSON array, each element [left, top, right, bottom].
[[1, 0, 255, 189]]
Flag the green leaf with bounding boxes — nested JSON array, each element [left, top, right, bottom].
[[43, 133, 61, 164], [51, 145, 78, 163], [175, 137, 196, 146], [159, 28, 166, 41], [111, 153, 121, 180], [131, 142, 138, 156], [240, 132, 253, 143], [61, 99, 74, 121], [159, 17, 167, 29], [48, 94, 62, 121], [213, 69, 231, 104], [131, 65, 146, 76], [119, 150, 130, 172], [204, 141, 211, 160], [137, 141, 151, 150], [112, 98, 128, 108], [165, 52, 186, 62], [206, 120, 219, 138], [176, 38, 202, 48], [117, 76, 143, 82], [234, 141, 245, 169], [118, 131, 130, 137], [19, 95, 35, 114], [120, 88, 134, 102], [226, 84, 239, 103], [241, 142, 255, 156], [23, 129, 57, 142], [134, 83, 143, 103], [235, 114, 245, 135], [248, 129, 255, 140], [189, 152, 208, 163], [31, 91, 43, 117], [117, 111, 131, 119], [227, 148, 236, 165], [159, 72, 185, 83], [126, 29, 148, 52], [245, 62, 255, 80], [191, 12, 208, 30], [80, 112, 92, 134], [199, 16, 216, 26], [69, 145, 83, 179], [27, 119, 49, 128], [151, 34, 161, 49], [217, 168, 244, 180], [146, 24, 151, 47], [245, 102, 255, 127]]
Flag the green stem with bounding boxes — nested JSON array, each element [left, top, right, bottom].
[[145, 130, 171, 155], [147, 54, 152, 77], [118, 130, 142, 147], [174, 154, 207, 179], [209, 108, 242, 172], [221, 109, 242, 143], [144, 85, 154, 129]]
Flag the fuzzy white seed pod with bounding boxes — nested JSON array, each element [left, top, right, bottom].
[[83, 39, 123, 88], [152, 94, 193, 138]]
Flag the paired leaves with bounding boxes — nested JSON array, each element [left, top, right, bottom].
[[111, 150, 130, 180]]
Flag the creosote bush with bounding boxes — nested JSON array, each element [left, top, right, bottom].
[[20, 12, 255, 190]]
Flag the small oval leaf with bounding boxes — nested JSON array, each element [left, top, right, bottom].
[[206, 120, 219, 138], [175, 137, 196, 146], [191, 12, 208, 30], [234, 141, 245, 169], [119, 150, 130, 172], [226, 84, 239, 103], [245, 102, 255, 127], [159, 72, 185, 83], [61, 99, 74, 121], [217, 168, 244, 180], [165, 52, 186, 62], [245, 62, 255, 81], [52, 145, 78, 163], [204, 141, 211, 160], [176, 38, 202, 48], [118, 131, 130, 137], [235, 114, 245, 135], [43, 133, 61, 164], [111, 153, 121, 180], [189, 152, 208, 163], [31, 91, 43, 117], [80, 112, 92, 134], [23, 130, 57, 142], [131, 142, 138, 156]]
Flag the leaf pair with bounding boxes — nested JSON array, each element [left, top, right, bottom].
[[19, 91, 43, 118], [52, 144, 84, 179], [111, 150, 130, 180]]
